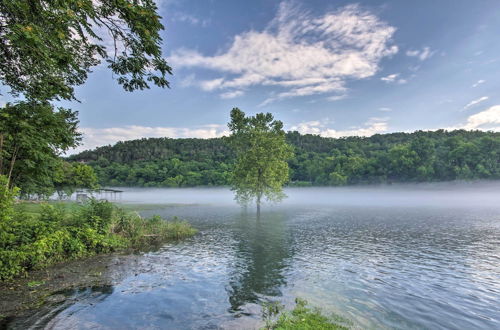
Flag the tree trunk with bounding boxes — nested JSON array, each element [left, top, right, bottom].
[[256, 192, 261, 215], [7, 145, 19, 188], [0, 133, 4, 175]]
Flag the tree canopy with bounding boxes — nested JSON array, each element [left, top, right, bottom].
[[227, 108, 293, 211], [0, 101, 80, 196], [0, 0, 172, 101], [0, 1, 170, 199], [68, 129, 500, 188], [54, 161, 99, 199]]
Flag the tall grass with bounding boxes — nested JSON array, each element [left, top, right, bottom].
[[0, 198, 197, 280]]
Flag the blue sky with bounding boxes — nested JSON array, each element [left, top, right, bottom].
[[14, 0, 500, 152]]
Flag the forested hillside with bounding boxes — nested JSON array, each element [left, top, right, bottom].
[[69, 130, 500, 187]]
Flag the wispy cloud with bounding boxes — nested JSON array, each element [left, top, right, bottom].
[[289, 117, 389, 138], [220, 90, 244, 99], [449, 105, 500, 131], [472, 79, 486, 88], [326, 94, 347, 102], [380, 73, 407, 84], [69, 125, 229, 154], [171, 12, 210, 27], [179, 73, 196, 87], [463, 96, 488, 110], [170, 2, 397, 104], [406, 46, 435, 61], [379, 107, 392, 112]]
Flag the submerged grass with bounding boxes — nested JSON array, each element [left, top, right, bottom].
[[262, 298, 350, 330], [1, 199, 197, 281]]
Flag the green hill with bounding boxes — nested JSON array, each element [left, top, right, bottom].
[[68, 129, 500, 187]]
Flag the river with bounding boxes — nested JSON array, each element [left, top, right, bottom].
[[5, 182, 500, 329]]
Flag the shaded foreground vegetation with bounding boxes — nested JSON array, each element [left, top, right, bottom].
[[0, 180, 196, 280], [70, 130, 500, 187], [262, 298, 349, 330]]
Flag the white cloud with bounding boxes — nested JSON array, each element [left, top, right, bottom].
[[68, 125, 229, 154], [200, 78, 224, 91], [220, 90, 244, 99], [179, 73, 196, 87], [406, 46, 434, 61], [449, 105, 500, 131], [379, 107, 392, 112], [170, 2, 397, 104], [326, 94, 347, 101], [380, 73, 407, 84], [463, 96, 488, 110], [472, 79, 485, 88], [289, 117, 388, 138], [171, 12, 210, 27]]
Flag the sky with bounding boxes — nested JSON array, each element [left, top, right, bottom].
[[7, 0, 500, 153]]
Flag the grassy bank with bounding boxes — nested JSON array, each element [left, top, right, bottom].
[[263, 299, 350, 330], [1, 198, 196, 281]]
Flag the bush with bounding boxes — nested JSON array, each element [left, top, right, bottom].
[[263, 298, 350, 330], [0, 189, 197, 280], [112, 212, 197, 246]]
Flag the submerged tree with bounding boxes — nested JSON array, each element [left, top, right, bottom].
[[228, 108, 293, 213]]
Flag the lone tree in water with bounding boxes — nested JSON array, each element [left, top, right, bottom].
[[228, 108, 293, 213]]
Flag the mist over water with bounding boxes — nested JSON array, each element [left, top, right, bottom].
[[116, 180, 500, 209], [8, 181, 500, 329]]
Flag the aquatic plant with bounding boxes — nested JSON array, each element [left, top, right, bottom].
[[262, 298, 350, 330]]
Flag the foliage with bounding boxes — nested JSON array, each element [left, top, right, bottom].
[[0, 1, 170, 202], [69, 137, 234, 187], [262, 298, 349, 330], [0, 176, 18, 222], [227, 108, 293, 209], [69, 130, 500, 187], [112, 212, 196, 246], [0, 102, 80, 196], [54, 161, 99, 199], [0, 0, 171, 101], [0, 194, 196, 281]]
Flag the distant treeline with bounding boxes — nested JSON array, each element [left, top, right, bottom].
[[69, 130, 500, 187]]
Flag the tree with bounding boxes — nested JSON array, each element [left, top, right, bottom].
[[0, 101, 80, 195], [0, 0, 171, 101], [54, 161, 99, 199], [227, 108, 293, 213]]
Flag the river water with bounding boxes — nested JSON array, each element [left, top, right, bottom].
[[7, 183, 500, 329]]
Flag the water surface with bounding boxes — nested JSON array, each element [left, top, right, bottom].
[[7, 182, 500, 329]]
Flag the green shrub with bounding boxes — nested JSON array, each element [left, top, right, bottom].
[[0, 194, 196, 280], [263, 298, 350, 330], [112, 212, 197, 246]]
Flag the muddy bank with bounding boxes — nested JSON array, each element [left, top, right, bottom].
[[0, 252, 145, 327]]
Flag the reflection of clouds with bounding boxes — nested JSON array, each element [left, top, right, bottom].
[[462, 223, 500, 298], [286, 207, 500, 329]]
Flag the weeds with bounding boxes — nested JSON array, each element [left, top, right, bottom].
[[0, 196, 196, 280], [262, 298, 350, 330]]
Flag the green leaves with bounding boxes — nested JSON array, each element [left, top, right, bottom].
[[228, 108, 294, 208], [0, 102, 80, 195], [0, 0, 171, 101]]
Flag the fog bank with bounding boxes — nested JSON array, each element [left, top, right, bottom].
[[113, 181, 500, 209]]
